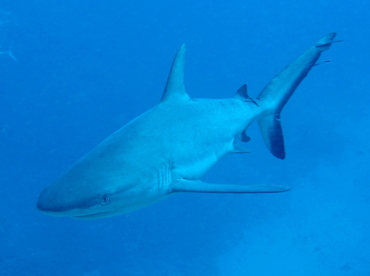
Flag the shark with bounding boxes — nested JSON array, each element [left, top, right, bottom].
[[37, 33, 337, 219]]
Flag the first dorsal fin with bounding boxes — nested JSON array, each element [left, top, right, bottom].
[[161, 44, 189, 102]]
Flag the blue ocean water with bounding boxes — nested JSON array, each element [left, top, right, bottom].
[[0, 0, 369, 275]]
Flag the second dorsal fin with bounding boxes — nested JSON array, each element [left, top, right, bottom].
[[235, 84, 248, 98], [161, 44, 189, 102], [235, 84, 258, 106]]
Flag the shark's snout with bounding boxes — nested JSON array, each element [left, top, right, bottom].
[[36, 185, 94, 216], [36, 179, 113, 218], [36, 191, 49, 212], [36, 187, 68, 214]]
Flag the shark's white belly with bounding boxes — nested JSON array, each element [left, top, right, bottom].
[[172, 147, 228, 180]]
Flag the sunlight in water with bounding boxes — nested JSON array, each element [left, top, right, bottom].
[[0, 9, 17, 62]]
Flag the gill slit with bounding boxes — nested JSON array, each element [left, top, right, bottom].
[[157, 162, 172, 192]]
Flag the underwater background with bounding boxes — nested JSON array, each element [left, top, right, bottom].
[[1, 0, 369, 275]]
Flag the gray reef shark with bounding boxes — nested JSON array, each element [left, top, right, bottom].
[[37, 33, 337, 219]]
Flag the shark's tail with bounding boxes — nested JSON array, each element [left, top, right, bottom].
[[256, 33, 337, 159]]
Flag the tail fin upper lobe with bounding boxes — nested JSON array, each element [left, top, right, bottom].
[[257, 33, 337, 159]]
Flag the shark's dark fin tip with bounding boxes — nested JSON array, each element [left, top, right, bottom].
[[235, 84, 248, 98], [235, 84, 258, 106], [315, 33, 337, 51], [241, 131, 251, 142], [258, 113, 286, 159]]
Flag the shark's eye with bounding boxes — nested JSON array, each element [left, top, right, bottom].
[[101, 195, 110, 205]]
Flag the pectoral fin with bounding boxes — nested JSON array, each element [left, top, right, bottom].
[[171, 179, 290, 193]]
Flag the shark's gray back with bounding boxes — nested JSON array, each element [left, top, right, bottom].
[[83, 96, 253, 183]]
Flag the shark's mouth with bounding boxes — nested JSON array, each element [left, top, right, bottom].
[[72, 211, 115, 220]]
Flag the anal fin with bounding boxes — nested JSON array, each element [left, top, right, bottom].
[[171, 179, 290, 193], [240, 130, 251, 142]]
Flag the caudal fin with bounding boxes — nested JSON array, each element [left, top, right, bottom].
[[257, 33, 337, 159]]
